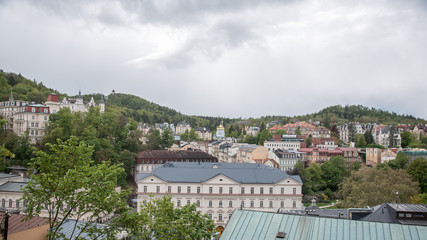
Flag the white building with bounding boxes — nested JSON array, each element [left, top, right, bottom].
[[137, 162, 303, 227], [264, 135, 302, 152], [45, 92, 105, 114], [0, 92, 28, 130], [272, 149, 305, 172], [12, 104, 50, 144], [175, 121, 191, 134]]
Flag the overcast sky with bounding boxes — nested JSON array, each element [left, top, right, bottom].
[[1, 0, 426, 119]]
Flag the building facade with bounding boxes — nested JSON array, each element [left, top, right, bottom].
[[12, 104, 50, 143], [137, 162, 303, 226]]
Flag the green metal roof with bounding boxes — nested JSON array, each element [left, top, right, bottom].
[[220, 210, 427, 240]]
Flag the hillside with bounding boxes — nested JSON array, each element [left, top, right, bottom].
[[0, 70, 425, 130]]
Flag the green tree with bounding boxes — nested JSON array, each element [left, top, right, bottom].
[[304, 163, 325, 194], [295, 126, 301, 136], [257, 129, 272, 145], [400, 131, 414, 148], [188, 128, 199, 141], [406, 158, 427, 193], [348, 122, 356, 142], [306, 136, 312, 147], [364, 129, 374, 145], [320, 156, 348, 191], [22, 137, 131, 240], [161, 128, 174, 148], [122, 194, 216, 240], [337, 167, 418, 208], [354, 133, 367, 148], [274, 130, 287, 135]]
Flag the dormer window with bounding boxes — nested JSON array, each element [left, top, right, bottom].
[[31, 107, 35, 112]]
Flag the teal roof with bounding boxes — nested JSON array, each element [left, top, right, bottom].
[[220, 210, 427, 240]]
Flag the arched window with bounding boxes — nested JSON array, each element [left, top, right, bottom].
[[1, 199, 5, 207], [219, 201, 222, 207], [219, 214, 223, 221], [209, 200, 212, 207], [9, 199, 12, 208]]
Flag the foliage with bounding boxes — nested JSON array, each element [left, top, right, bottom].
[[120, 194, 216, 240], [147, 129, 174, 150], [320, 156, 349, 191], [354, 134, 367, 148], [411, 193, 427, 204], [364, 129, 374, 145], [366, 143, 386, 149], [304, 163, 325, 195], [377, 152, 409, 170], [22, 137, 131, 240], [274, 130, 287, 135], [406, 158, 427, 193], [306, 136, 312, 147], [257, 129, 272, 145], [337, 167, 418, 208]]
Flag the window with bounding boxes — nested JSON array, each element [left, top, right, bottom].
[[251, 187, 254, 194], [229, 213, 233, 220], [219, 201, 223, 207], [32, 116, 35, 120], [229, 187, 233, 194], [229, 201, 233, 207], [44, 116, 47, 120], [1, 199, 4, 207], [16, 200, 20, 209], [260, 187, 264, 194], [241, 201, 245, 208], [208, 214, 212, 219], [269, 201, 273, 208], [31, 122, 34, 127], [187, 186, 191, 193], [9, 199, 12, 208], [209, 187, 213, 194], [35, 122, 39, 127], [269, 187, 273, 194], [31, 107, 35, 112], [260, 201, 264, 208], [197, 186, 201, 193], [293, 188, 297, 195], [219, 187, 223, 194], [250, 201, 254, 208], [241, 187, 245, 194], [209, 200, 212, 207], [143, 186, 147, 193], [281, 188, 284, 194], [156, 186, 160, 193], [187, 200, 191, 205], [293, 201, 296, 208], [281, 201, 284, 208], [168, 186, 171, 193], [177, 200, 181, 206], [197, 200, 200, 207], [219, 214, 223, 221], [178, 186, 181, 193]]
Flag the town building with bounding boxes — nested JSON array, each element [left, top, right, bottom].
[[273, 149, 305, 172], [337, 123, 375, 144], [12, 104, 50, 143], [136, 162, 303, 226], [236, 145, 268, 163], [0, 92, 29, 131], [311, 137, 338, 150], [215, 121, 226, 140], [45, 92, 105, 114], [412, 124, 427, 138], [244, 126, 260, 136], [298, 147, 361, 168], [135, 150, 218, 174], [252, 158, 280, 169], [175, 121, 191, 134], [372, 125, 402, 148], [194, 127, 211, 141], [264, 135, 304, 152]]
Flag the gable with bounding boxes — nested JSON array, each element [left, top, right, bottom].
[[137, 175, 165, 184], [204, 174, 237, 184]]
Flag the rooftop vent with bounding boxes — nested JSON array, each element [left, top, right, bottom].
[[276, 232, 286, 238]]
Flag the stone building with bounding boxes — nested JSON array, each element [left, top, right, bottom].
[[137, 162, 303, 227]]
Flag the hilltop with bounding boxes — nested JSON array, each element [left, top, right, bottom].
[[1, 70, 425, 130]]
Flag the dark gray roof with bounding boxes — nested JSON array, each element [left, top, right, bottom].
[[0, 182, 28, 192], [362, 203, 427, 226], [138, 162, 302, 184], [0, 173, 21, 179]]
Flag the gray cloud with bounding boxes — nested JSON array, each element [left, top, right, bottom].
[[0, 0, 426, 120]]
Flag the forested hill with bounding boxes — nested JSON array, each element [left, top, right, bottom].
[[293, 105, 426, 127], [107, 93, 231, 130], [1, 70, 425, 128]]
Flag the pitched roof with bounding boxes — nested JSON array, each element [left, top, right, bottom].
[[0, 182, 28, 192], [137, 162, 302, 184], [58, 219, 107, 239], [220, 209, 427, 240], [136, 150, 217, 161], [362, 203, 427, 226], [6, 214, 48, 235]]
